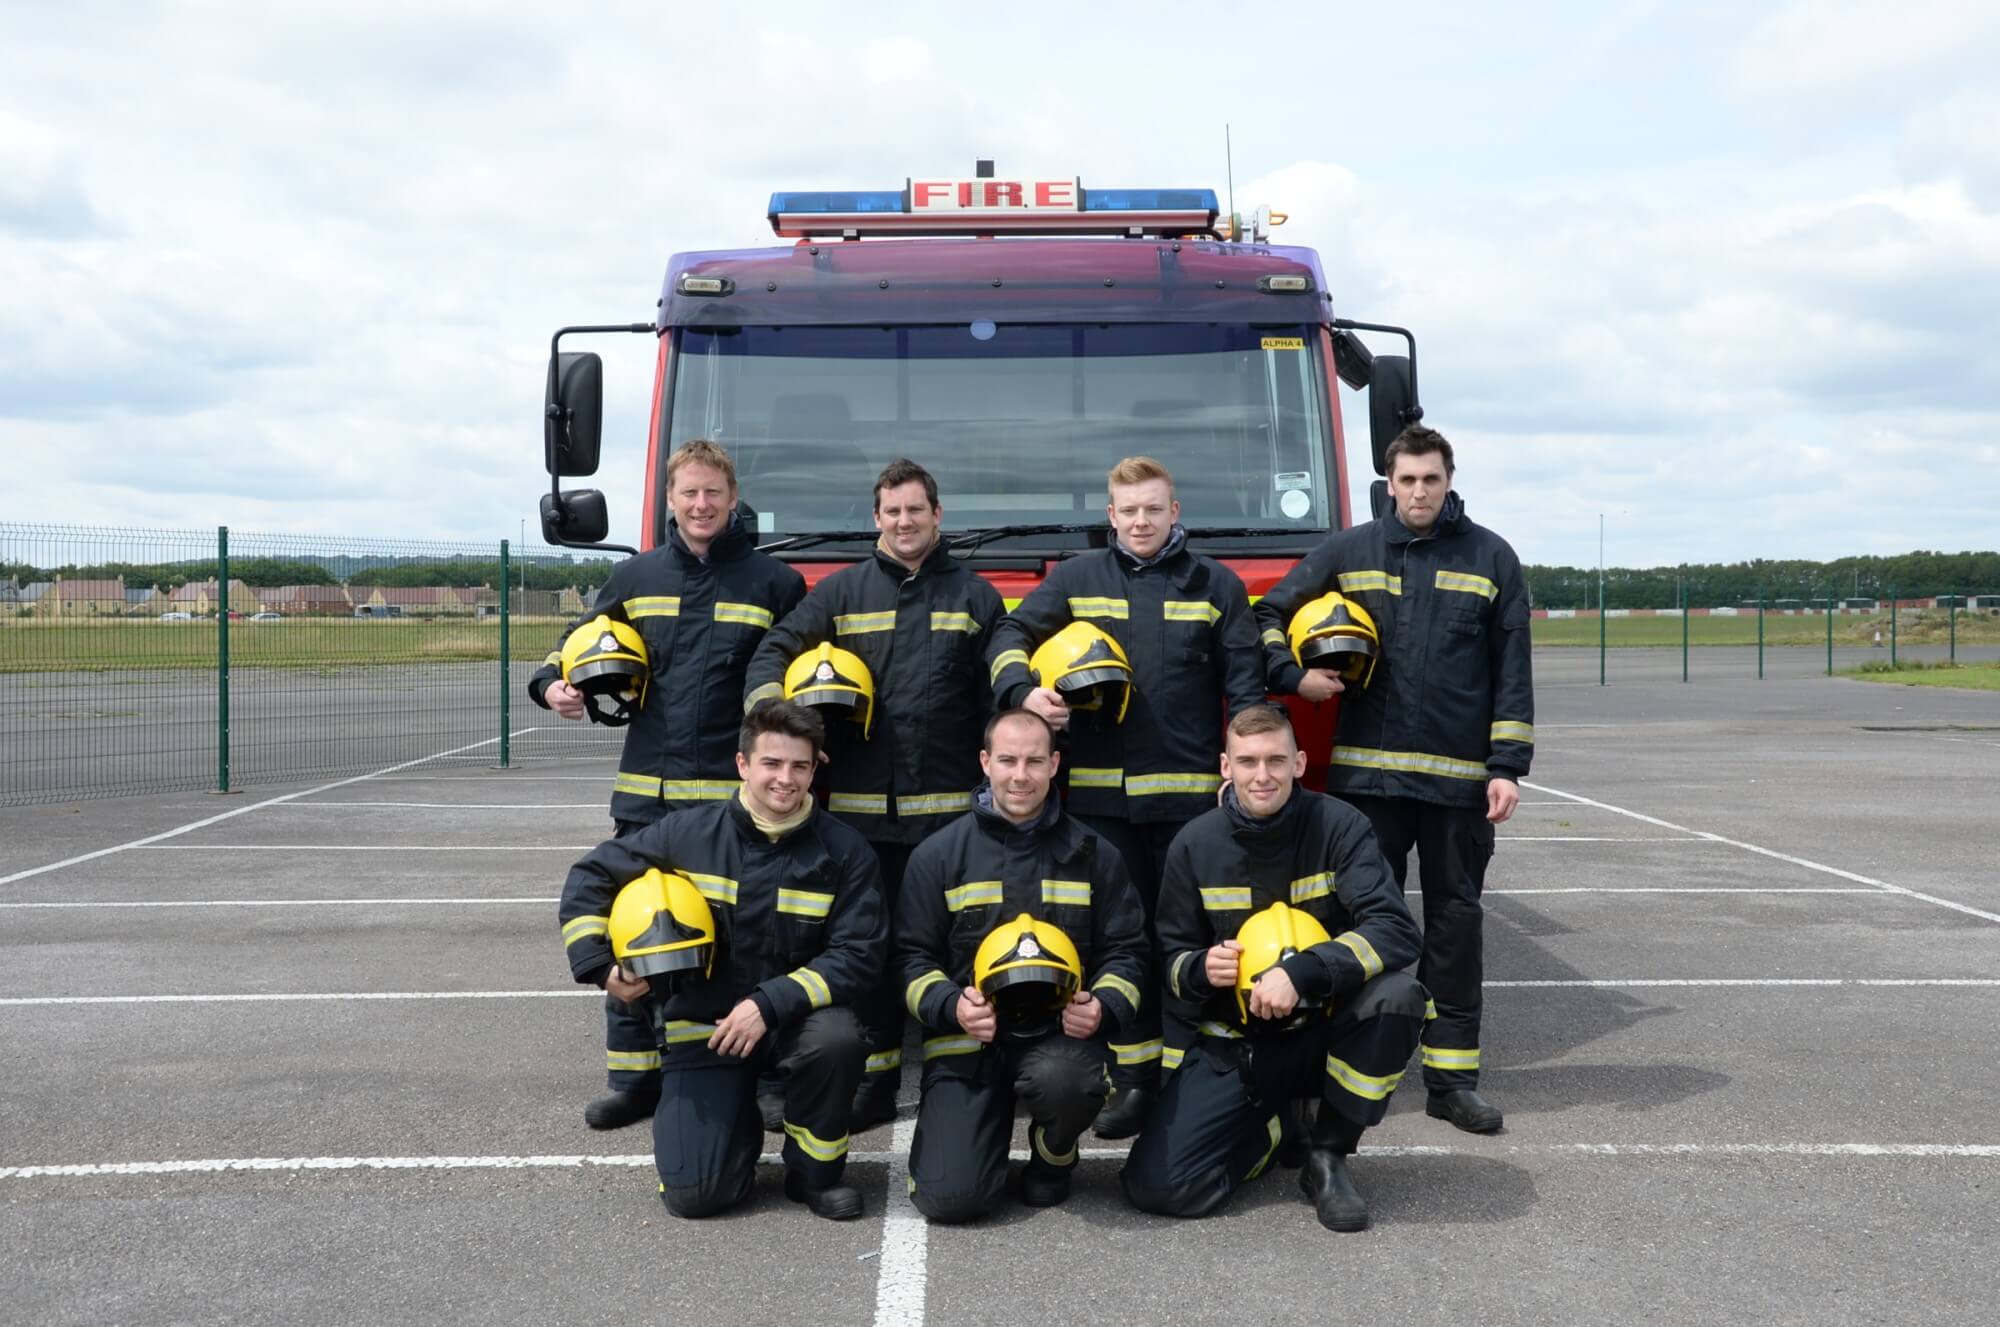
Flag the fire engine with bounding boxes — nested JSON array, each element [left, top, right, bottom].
[[537, 164, 1424, 775]]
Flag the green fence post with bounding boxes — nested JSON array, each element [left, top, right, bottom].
[[1825, 584, 1833, 677], [217, 525, 230, 793], [1890, 587, 1898, 668], [1598, 577, 1606, 687], [1757, 583, 1764, 680], [499, 539, 511, 769], [1680, 575, 1689, 683], [1950, 587, 1957, 665]]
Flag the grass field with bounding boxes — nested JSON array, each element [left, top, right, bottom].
[[0, 618, 573, 672], [1532, 609, 2000, 648], [1843, 662, 2000, 691]]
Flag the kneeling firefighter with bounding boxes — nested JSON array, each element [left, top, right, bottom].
[[892, 708, 1149, 1222]]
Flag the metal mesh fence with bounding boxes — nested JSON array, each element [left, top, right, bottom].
[[0, 523, 625, 806]]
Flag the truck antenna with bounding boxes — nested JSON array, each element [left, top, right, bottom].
[[1225, 124, 1236, 242]]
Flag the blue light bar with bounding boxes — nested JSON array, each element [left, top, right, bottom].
[[766, 179, 1221, 237], [767, 190, 907, 216], [1081, 189, 1220, 212]]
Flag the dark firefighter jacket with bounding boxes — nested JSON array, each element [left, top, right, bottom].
[[1156, 788, 1422, 1035], [558, 798, 886, 1040], [743, 542, 1005, 844], [895, 790, 1150, 1052], [986, 543, 1265, 824], [1253, 493, 1535, 809], [529, 519, 804, 825]]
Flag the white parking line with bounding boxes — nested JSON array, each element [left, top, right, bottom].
[[276, 802, 605, 810], [1523, 780, 2000, 925], [1497, 836, 1709, 843], [872, 1115, 925, 1327], [7, 1142, 1996, 1182], [1478, 887, 1881, 895], [0, 731, 541, 888], [0, 898, 557, 910], [141, 845, 596, 852], [1489, 978, 2000, 988]]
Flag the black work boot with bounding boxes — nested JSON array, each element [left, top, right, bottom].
[[784, 1169, 864, 1221], [1275, 1098, 1316, 1169], [1018, 1126, 1078, 1207], [1091, 1085, 1155, 1140], [849, 1082, 900, 1134], [1298, 1149, 1370, 1232], [757, 1089, 786, 1133], [1426, 1088, 1504, 1134], [583, 1085, 659, 1131]]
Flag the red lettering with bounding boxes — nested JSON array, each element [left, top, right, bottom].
[[957, 181, 973, 207], [983, 181, 1023, 208], [1035, 179, 1077, 210], [912, 180, 951, 209]]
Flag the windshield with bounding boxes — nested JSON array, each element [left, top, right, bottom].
[[666, 323, 1336, 548]]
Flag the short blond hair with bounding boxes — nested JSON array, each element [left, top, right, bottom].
[[1227, 705, 1296, 745], [1107, 456, 1173, 493], [667, 439, 738, 492]]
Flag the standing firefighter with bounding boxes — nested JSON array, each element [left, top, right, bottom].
[[534, 439, 805, 1130], [746, 460, 1004, 1131], [895, 709, 1148, 1221], [986, 456, 1265, 1139], [1122, 706, 1425, 1231], [1254, 424, 1533, 1134], [556, 701, 886, 1220]]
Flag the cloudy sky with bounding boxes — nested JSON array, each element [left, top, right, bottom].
[[4, 0, 1996, 569]]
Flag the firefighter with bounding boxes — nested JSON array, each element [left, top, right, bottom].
[[746, 460, 1004, 1132], [1121, 706, 1425, 1231], [986, 456, 1265, 1139], [533, 439, 805, 1131], [1254, 424, 1533, 1134], [556, 700, 886, 1221], [895, 709, 1148, 1222]]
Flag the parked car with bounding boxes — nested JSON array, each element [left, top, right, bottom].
[[249, 611, 282, 622], [159, 611, 193, 622], [226, 610, 244, 621]]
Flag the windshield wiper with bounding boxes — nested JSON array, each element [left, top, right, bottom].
[[756, 530, 879, 554], [947, 523, 1099, 557]]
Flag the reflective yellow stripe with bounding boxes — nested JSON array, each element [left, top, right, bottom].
[[782, 1121, 849, 1162], [896, 792, 972, 817], [745, 681, 784, 709], [906, 969, 949, 1018], [1067, 596, 1129, 619], [1031, 1123, 1076, 1167], [1195, 1020, 1243, 1040], [714, 601, 774, 629], [1331, 745, 1488, 782], [1162, 1045, 1187, 1072], [1068, 767, 1123, 790], [989, 648, 1030, 683], [776, 889, 833, 919], [613, 771, 662, 797], [541, 651, 563, 667], [562, 914, 609, 946], [944, 880, 1004, 912], [687, 872, 738, 905], [1041, 878, 1091, 906], [930, 611, 979, 633], [1425, 999, 1438, 1021], [1435, 569, 1498, 600], [828, 792, 890, 815], [1169, 950, 1200, 1000], [624, 595, 681, 619], [1162, 600, 1221, 625], [1326, 1054, 1404, 1101], [607, 1050, 661, 1071], [1334, 931, 1384, 979], [834, 611, 897, 635], [1092, 973, 1141, 1011], [1259, 627, 1285, 647], [923, 1035, 982, 1060], [786, 967, 831, 1009], [1421, 1045, 1481, 1070], [1200, 886, 1253, 911], [660, 779, 738, 800], [1290, 871, 1334, 904], [663, 1020, 715, 1045], [1126, 772, 1222, 797], [1490, 720, 1535, 744], [1245, 1113, 1284, 1181], [1110, 1039, 1163, 1066], [1337, 571, 1401, 596], [865, 1049, 903, 1073]]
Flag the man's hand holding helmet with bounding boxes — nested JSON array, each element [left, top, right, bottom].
[[544, 680, 588, 720], [955, 986, 999, 1043], [1295, 670, 1346, 704], [605, 963, 650, 1003], [1059, 990, 1103, 1039], [1245, 965, 1301, 1021], [1205, 938, 1243, 988], [1024, 686, 1071, 731]]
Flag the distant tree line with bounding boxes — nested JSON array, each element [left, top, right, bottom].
[[1, 555, 613, 593], [1526, 551, 2000, 610]]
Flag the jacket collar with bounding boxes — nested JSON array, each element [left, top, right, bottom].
[[724, 791, 817, 847], [1107, 535, 1204, 592], [668, 514, 754, 566], [1382, 490, 1466, 545], [1221, 783, 1304, 841], [871, 537, 954, 581], [972, 783, 1090, 857]]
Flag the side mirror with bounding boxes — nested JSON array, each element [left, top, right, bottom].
[[1367, 354, 1421, 476], [540, 489, 610, 545], [1330, 328, 1374, 391], [544, 352, 604, 477]]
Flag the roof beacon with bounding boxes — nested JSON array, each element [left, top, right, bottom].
[[768, 177, 1221, 239]]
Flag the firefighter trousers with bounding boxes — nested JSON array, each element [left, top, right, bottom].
[[1341, 795, 1494, 1092], [853, 839, 916, 1108], [1120, 971, 1427, 1218], [907, 1033, 1112, 1224], [1076, 815, 1181, 1094], [604, 818, 662, 1094], [652, 1006, 867, 1218]]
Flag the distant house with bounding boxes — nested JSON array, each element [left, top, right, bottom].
[[44, 576, 129, 617], [167, 579, 261, 616], [124, 586, 165, 616], [362, 586, 471, 616], [257, 585, 355, 616]]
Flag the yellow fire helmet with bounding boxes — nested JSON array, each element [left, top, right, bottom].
[[559, 615, 650, 726], [1235, 901, 1335, 1031], [1028, 621, 1133, 723], [782, 642, 875, 739], [973, 912, 1084, 1040], [609, 868, 716, 996], [1286, 591, 1380, 689]]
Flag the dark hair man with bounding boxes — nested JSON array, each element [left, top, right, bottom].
[[1121, 707, 1425, 1231], [1253, 424, 1533, 1135], [986, 456, 1266, 1139], [894, 709, 1148, 1221], [535, 439, 806, 1132], [745, 459, 1005, 1131]]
